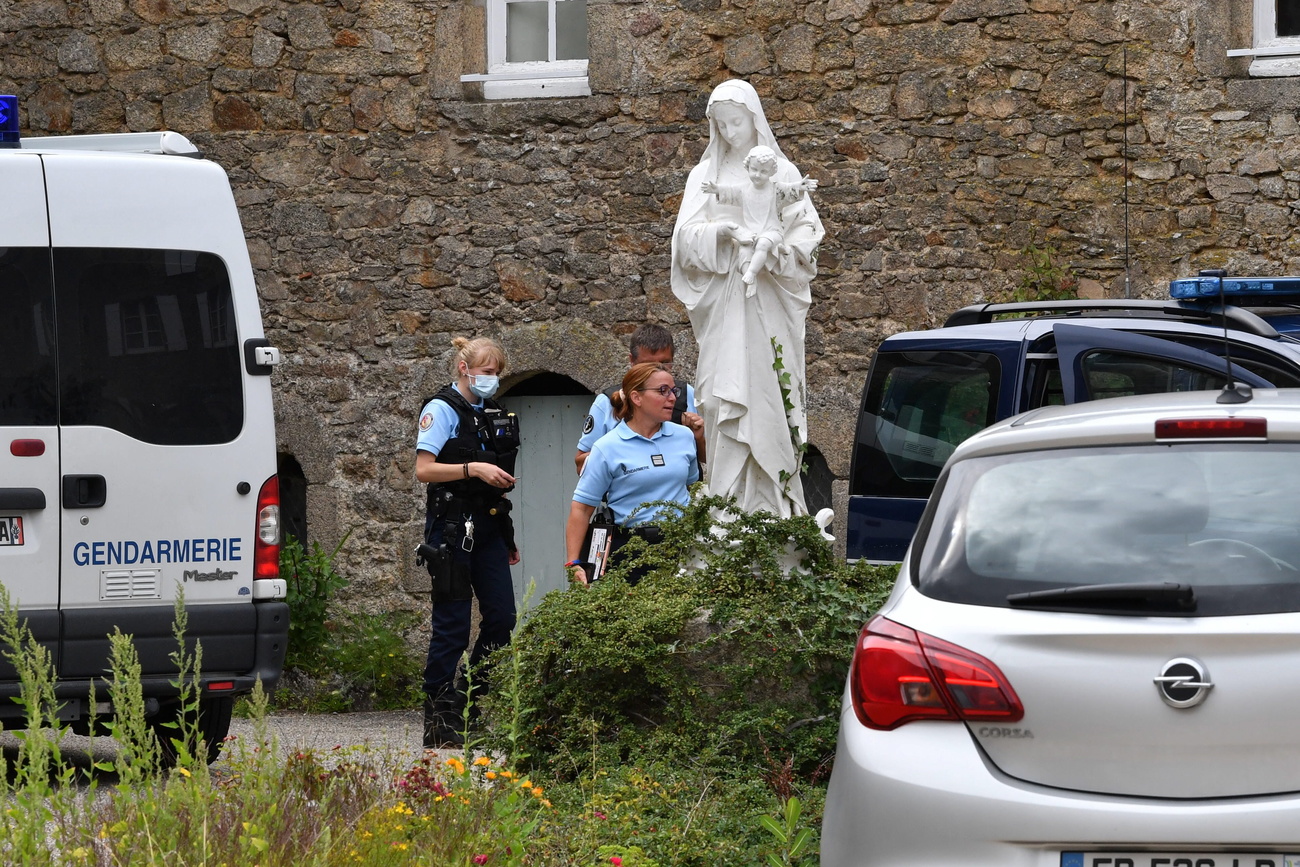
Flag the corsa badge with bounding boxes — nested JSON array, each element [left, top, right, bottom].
[[582, 415, 595, 435], [419, 412, 434, 431]]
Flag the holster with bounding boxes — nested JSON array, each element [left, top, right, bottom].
[[416, 541, 474, 603]]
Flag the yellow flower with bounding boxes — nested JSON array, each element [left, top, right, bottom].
[[485, 772, 497, 780], [473, 756, 491, 767], [176, 767, 192, 778]]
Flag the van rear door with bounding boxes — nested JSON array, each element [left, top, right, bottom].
[[0, 155, 60, 642], [847, 343, 1016, 563], [1053, 322, 1273, 402], [43, 152, 268, 677]]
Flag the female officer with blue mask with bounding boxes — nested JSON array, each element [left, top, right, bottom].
[[564, 362, 701, 586], [415, 335, 520, 748]]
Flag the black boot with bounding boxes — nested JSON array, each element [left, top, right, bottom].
[[422, 687, 464, 749]]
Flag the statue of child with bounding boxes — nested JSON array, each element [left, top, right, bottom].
[[701, 145, 819, 296]]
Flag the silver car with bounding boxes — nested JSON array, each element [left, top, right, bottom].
[[823, 387, 1300, 867]]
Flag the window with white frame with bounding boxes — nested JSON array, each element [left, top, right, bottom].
[[1230, 0, 1300, 76], [461, 0, 590, 99]]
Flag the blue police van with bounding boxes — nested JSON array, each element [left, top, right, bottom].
[[846, 274, 1300, 563]]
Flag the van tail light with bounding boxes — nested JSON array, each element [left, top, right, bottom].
[[254, 475, 280, 581], [849, 615, 1023, 731]]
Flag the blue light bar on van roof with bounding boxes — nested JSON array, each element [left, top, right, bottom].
[[1170, 276, 1300, 299], [0, 96, 18, 149]]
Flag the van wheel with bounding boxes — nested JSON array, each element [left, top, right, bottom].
[[149, 696, 234, 767]]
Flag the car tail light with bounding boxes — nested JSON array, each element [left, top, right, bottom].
[[1155, 417, 1266, 439], [254, 475, 280, 581], [849, 615, 1023, 731]]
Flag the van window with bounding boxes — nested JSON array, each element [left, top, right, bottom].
[[54, 249, 243, 445], [1080, 350, 1232, 398], [851, 351, 1000, 499], [0, 247, 57, 426]]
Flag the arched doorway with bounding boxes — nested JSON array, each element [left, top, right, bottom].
[[497, 372, 593, 606], [801, 444, 834, 516], [277, 453, 308, 549]]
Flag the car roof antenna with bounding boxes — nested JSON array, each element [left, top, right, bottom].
[[1202, 268, 1252, 404], [1123, 44, 1131, 300]]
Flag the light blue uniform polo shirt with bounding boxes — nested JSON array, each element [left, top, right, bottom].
[[576, 384, 697, 452], [574, 420, 701, 526], [417, 387, 485, 456]]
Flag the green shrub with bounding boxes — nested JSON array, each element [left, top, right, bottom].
[[330, 610, 426, 709], [276, 531, 424, 712], [1012, 244, 1078, 302], [483, 494, 897, 781], [280, 532, 350, 670]]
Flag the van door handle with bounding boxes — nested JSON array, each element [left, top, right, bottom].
[[0, 488, 46, 510], [62, 475, 107, 509]]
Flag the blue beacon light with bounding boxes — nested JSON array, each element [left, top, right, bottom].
[[0, 95, 18, 149], [1170, 275, 1300, 299]]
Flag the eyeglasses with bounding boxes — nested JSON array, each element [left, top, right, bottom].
[[637, 384, 682, 398]]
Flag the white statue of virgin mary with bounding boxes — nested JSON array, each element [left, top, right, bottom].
[[671, 79, 825, 518]]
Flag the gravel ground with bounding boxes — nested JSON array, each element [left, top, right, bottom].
[[0, 707, 441, 772], [226, 707, 431, 762]]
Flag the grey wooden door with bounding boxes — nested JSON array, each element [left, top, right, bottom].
[[497, 393, 591, 608]]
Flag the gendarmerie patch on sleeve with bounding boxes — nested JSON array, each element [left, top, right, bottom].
[[582, 415, 595, 434], [419, 412, 434, 431], [651, 454, 665, 467]]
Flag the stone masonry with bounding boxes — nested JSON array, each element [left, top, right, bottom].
[[1, 0, 1296, 617]]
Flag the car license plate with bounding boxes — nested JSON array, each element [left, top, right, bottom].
[[0, 517, 23, 546], [1062, 855, 1300, 867]]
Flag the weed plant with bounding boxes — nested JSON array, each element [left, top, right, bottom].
[[276, 532, 424, 712], [0, 587, 551, 866]]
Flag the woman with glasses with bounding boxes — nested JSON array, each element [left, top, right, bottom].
[[565, 362, 701, 585]]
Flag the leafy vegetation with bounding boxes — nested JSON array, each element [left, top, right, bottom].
[[275, 533, 424, 712], [1011, 244, 1078, 302], [0, 501, 894, 865], [479, 492, 895, 783]]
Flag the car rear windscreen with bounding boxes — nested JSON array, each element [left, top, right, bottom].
[[915, 443, 1300, 616]]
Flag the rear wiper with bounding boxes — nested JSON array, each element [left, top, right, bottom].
[[1007, 582, 1196, 612]]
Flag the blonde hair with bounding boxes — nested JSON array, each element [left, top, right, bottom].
[[450, 336, 507, 376], [609, 362, 670, 422]]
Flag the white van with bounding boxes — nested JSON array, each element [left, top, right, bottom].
[[0, 112, 287, 760]]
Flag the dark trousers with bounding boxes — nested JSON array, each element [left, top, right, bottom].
[[422, 509, 517, 695], [606, 524, 663, 586]]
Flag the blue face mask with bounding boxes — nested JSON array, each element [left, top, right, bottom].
[[468, 375, 499, 400]]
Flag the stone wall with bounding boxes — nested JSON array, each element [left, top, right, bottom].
[[3, 0, 1298, 613]]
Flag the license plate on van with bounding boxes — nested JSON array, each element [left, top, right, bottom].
[[0, 517, 24, 545]]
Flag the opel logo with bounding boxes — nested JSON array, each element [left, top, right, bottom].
[[1154, 657, 1213, 708]]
